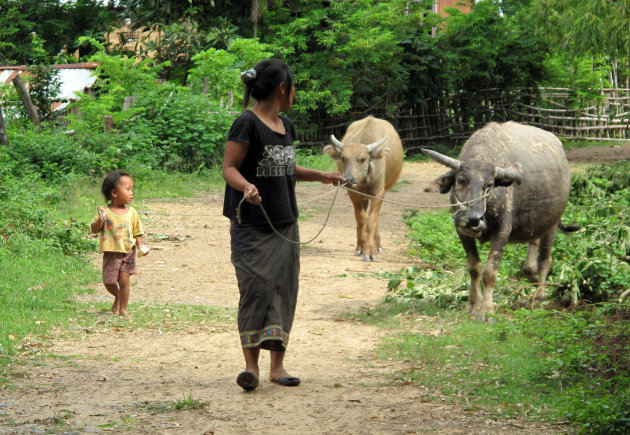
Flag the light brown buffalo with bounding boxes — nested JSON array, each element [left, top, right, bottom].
[[324, 116, 403, 261]]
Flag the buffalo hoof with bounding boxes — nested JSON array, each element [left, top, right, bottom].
[[354, 250, 362, 256], [473, 312, 496, 323], [362, 254, 377, 262], [467, 303, 481, 313], [377, 247, 384, 254]]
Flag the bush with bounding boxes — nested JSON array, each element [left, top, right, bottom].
[[188, 38, 280, 109], [0, 146, 96, 255], [121, 89, 234, 171], [6, 128, 102, 177], [550, 161, 630, 303]]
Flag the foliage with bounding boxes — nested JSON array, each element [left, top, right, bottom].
[[530, 0, 630, 62], [120, 88, 234, 171], [65, 39, 234, 172], [265, 0, 435, 117], [0, 137, 98, 255], [24, 34, 62, 121], [135, 18, 209, 84], [550, 161, 630, 304], [187, 38, 280, 108], [358, 301, 629, 433], [0, 0, 113, 65], [116, 0, 254, 34], [439, 0, 546, 91], [391, 161, 630, 308]]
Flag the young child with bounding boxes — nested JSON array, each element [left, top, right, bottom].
[[91, 170, 148, 316]]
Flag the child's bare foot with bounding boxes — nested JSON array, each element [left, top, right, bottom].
[[118, 310, 131, 317], [111, 299, 119, 314]]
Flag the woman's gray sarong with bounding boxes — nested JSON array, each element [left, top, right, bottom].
[[230, 222, 299, 351]]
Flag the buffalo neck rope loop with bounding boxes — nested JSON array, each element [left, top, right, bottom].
[[236, 182, 343, 245]]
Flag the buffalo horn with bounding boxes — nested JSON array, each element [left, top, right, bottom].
[[494, 163, 523, 184], [330, 135, 344, 150], [366, 137, 387, 152], [420, 148, 461, 170]]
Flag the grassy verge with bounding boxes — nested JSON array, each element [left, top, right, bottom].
[[55, 168, 226, 223], [0, 169, 227, 382], [359, 160, 630, 434], [349, 301, 629, 433]]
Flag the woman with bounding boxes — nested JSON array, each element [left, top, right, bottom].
[[222, 59, 345, 391]]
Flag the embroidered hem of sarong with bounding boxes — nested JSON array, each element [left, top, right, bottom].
[[240, 325, 289, 349]]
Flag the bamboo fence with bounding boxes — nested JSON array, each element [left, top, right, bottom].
[[297, 87, 630, 152]]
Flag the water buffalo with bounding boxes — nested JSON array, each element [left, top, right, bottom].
[[324, 116, 403, 261], [422, 121, 575, 314]]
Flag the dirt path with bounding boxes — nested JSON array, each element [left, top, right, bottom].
[[3, 145, 629, 434]]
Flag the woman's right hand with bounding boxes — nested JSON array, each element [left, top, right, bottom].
[[243, 183, 262, 205]]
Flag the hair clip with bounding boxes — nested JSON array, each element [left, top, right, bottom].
[[241, 68, 257, 81]]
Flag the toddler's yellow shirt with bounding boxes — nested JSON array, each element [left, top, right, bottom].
[[92, 206, 144, 253]]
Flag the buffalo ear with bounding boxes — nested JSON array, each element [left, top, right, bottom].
[[425, 170, 455, 194], [494, 163, 522, 186], [494, 178, 516, 187], [323, 144, 341, 160], [369, 146, 390, 159]]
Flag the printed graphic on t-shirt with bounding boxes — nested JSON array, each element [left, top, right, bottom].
[[257, 145, 296, 177]]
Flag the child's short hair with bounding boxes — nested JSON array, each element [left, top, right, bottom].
[[101, 170, 130, 203]]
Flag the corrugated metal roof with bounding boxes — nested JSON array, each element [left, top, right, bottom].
[[0, 62, 99, 103]]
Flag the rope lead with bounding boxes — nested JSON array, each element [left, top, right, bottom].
[[236, 182, 343, 245]]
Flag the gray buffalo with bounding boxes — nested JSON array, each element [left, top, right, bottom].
[[422, 121, 576, 314], [324, 116, 403, 261]]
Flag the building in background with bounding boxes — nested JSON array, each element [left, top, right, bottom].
[[0, 63, 99, 113]]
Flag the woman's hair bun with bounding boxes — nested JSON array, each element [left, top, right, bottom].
[[241, 68, 257, 85]]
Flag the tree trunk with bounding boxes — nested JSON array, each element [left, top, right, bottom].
[[0, 104, 10, 146], [203, 77, 210, 95], [12, 75, 40, 127], [123, 96, 133, 111]]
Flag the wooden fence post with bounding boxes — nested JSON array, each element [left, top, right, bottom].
[[0, 104, 10, 146], [12, 75, 40, 127], [104, 115, 114, 132]]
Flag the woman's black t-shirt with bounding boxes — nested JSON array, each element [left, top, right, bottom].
[[223, 110, 299, 225]]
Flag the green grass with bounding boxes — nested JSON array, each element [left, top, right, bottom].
[[296, 147, 338, 172], [53, 168, 226, 223], [141, 394, 206, 413], [77, 302, 235, 333], [0, 241, 98, 359], [0, 169, 230, 385], [562, 139, 624, 149], [350, 301, 630, 431]]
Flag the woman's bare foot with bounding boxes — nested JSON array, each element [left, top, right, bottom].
[[118, 310, 131, 316], [110, 300, 119, 315]]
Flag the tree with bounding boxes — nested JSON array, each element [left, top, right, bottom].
[[117, 0, 253, 33], [0, 0, 113, 65], [530, 0, 630, 87]]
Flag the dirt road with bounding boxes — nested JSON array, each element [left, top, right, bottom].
[[3, 145, 628, 434]]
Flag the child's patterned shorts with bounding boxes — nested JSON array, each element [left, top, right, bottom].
[[102, 246, 137, 284]]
